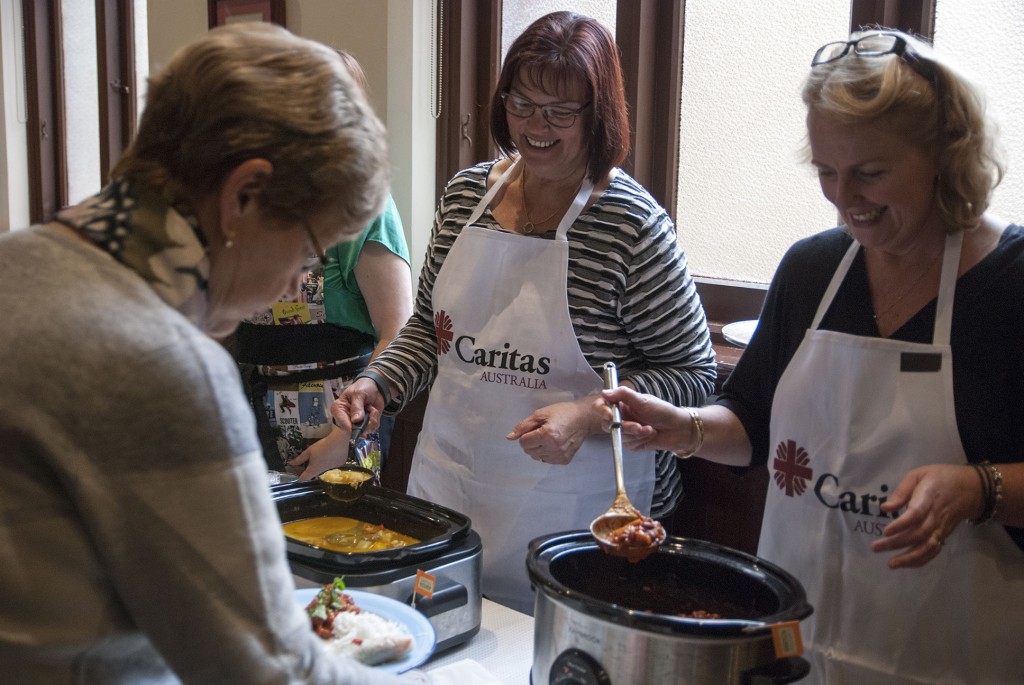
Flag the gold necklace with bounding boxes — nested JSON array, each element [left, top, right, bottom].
[[871, 254, 940, 324], [520, 167, 581, 234]]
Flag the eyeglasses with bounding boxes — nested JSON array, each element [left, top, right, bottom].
[[811, 32, 937, 85], [501, 92, 590, 128], [298, 219, 332, 271]]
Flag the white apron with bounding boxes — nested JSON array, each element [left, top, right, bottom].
[[761, 231, 1024, 684], [408, 159, 655, 614]]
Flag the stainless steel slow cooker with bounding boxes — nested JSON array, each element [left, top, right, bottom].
[[272, 480, 482, 651], [527, 532, 812, 684]]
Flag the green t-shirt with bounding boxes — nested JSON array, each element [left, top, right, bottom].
[[323, 194, 409, 340]]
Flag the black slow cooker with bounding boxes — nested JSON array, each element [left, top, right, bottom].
[[272, 480, 483, 651], [528, 532, 812, 684]]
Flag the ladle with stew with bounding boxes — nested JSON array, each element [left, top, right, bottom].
[[317, 414, 374, 502], [590, 362, 666, 562], [317, 465, 374, 502]]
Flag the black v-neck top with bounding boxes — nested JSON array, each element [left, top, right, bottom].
[[718, 224, 1024, 548]]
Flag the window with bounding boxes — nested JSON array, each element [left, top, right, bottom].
[[933, 0, 1024, 225], [677, 0, 850, 285], [668, 0, 939, 322], [438, 1, 1024, 322]]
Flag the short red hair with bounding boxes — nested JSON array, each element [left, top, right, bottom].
[[490, 11, 630, 183]]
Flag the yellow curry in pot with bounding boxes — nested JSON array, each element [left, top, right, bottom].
[[283, 516, 419, 553]]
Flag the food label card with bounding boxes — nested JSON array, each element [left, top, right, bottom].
[[413, 570, 436, 601], [771, 621, 804, 658]]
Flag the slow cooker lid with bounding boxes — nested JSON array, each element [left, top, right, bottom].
[[527, 532, 812, 638], [272, 481, 472, 571]]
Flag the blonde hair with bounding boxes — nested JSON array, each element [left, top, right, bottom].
[[802, 29, 1003, 233], [335, 49, 369, 93], [113, 22, 388, 233]]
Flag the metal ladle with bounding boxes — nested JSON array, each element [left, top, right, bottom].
[[317, 414, 374, 502], [589, 362, 666, 562]]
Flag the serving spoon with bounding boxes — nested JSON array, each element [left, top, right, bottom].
[[317, 464, 374, 502], [317, 414, 374, 502], [590, 362, 666, 562]]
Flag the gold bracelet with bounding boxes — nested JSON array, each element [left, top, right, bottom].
[[677, 408, 704, 459], [990, 463, 1004, 522], [970, 461, 1004, 525]]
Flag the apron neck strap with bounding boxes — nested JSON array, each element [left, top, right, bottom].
[[811, 241, 860, 330], [933, 230, 963, 346], [466, 158, 521, 226], [811, 230, 964, 345], [554, 170, 604, 241]]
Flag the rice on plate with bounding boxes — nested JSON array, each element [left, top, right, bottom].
[[305, 578, 414, 666]]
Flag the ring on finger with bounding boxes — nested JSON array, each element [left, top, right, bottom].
[[930, 532, 944, 547]]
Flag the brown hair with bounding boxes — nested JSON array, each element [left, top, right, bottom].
[[490, 11, 630, 183], [803, 29, 1003, 233], [113, 23, 388, 234]]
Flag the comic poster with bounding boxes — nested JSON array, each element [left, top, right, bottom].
[[298, 381, 331, 440]]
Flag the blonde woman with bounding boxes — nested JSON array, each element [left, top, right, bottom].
[[0, 23, 422, 684], [600, 29, 1024, 685]]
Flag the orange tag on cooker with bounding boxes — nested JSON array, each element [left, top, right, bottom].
[[413, 570, 436, 599], [771, 621, 804, 658]]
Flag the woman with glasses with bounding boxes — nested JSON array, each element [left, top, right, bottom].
[[598, 29, 1024, 683], [0, 23, 421, 684], [332, 11, 716, 615]]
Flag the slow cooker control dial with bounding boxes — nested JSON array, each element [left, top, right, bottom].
[[549, 648, 611, 685]]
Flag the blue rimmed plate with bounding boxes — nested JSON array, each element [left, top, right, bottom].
[[295, 588, 436, 674]]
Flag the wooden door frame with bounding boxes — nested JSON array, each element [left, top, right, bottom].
[[22, 0, 138, 223], [433, 0, 502, 201], [22, 0, 66, 223], [96, 0, 137, 183]]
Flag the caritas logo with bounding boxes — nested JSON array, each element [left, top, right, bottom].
[[435, 310, 454, 354], [432, 309, 552, 376], [772, 439, 813, 497], [772, 439, 897, 528]]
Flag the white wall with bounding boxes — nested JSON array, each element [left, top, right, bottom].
[[144, 0, 434, 282], [385, 0, 435, 282], [144, 0, 207, 71], [0, 0, 435, 278], [146, 0, 391, 117], [934, 0, 1024, 226], [285, 0, 388, 117]]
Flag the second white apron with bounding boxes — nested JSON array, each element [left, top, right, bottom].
[[408, 160, 655, 614], [760, 231, 1024, 684]]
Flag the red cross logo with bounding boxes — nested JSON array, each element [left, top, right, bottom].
[[773, 439, 813, 497], [435, 310, 454, 355]]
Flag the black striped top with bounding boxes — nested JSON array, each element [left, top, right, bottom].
[[375, 160, 717, 517]]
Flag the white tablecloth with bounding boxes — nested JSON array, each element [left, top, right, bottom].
[[423, 599, 534, 684]]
